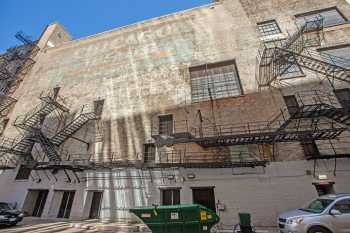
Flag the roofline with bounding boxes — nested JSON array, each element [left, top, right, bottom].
[[45, 1, 219, 50]]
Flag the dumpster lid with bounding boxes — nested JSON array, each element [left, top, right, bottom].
[[130, 204, 205, 210]]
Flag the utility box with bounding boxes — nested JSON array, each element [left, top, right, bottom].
[[130, 204, 220, 233]]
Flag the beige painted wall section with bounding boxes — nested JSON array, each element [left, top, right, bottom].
[[2, 0, 350, 162], [2, 2, 261, 161]]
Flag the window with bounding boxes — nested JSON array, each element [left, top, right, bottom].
[[280, 64, 304, 79], [144, 143, 156, 163], [333, 199, 350, 214], [257, 20, 282, 37], [283, 95, 300, 115], [319, 45, 350, 69], [334, 88, 350, 110], [15, 165, 31, 180], [190, 60, 243, 103], [161, 188, 180, 205], [296, 7, 347, 28], [158, 115, 173, 135], [301, 141, 320, 158]]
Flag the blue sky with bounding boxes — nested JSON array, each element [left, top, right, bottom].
[[0, 0, 212, 53]]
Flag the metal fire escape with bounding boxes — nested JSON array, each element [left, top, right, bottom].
[[0, 87, 104, 174], [257, 15, 350, 87], [151, 91, 349, 161], [0, 88, 68, 165], [0, 32, 39, 95], [0, 94, 16, 116], [50, 100, 104, 146], [0, 32, 40, 169]]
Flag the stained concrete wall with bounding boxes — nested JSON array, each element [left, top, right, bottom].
[[0, 0, 349, 226], [4, 0, 349, 163], [0, 159, 349, 226]]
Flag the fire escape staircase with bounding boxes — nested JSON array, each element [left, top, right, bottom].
[[13, 88, 69, 131], [275, 48, 350, 84], [0, 94, 17, 115], [35, 130, 61, 162], [0, 88, 68, 166], [50, 100, 104, 146], [257, 16, 325, 87]]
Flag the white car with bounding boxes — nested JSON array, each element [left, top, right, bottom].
[[278, 193, 350, 233]]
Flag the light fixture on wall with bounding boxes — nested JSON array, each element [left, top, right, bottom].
[[318, 174, 328, 180], [187, 173, 196, 179]]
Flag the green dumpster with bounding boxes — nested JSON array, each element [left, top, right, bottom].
[[130, 204, 219, 233]]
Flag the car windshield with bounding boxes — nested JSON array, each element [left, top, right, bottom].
[[0, 203, 12, 210], [300, 198, 334, 213]]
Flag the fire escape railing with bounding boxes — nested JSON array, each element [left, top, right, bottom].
[[257, 16, 325, 87], [151, 91, 349, 150]]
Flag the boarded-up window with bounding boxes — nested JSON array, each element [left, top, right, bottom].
[[296, 7, 347, 28], [190, 60, 243, 103]]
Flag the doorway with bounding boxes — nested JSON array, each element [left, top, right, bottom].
[[22, 190, 49, 217], [192, 187, 216, 212], [57, 191, 75, 218], [89, 192, 103, 219], [314, 182, 335, 196]]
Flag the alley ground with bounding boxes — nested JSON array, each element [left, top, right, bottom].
[[0, 217, 279, 233]]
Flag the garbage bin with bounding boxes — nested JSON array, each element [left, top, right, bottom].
[[130, 204, 219, 233], [238, 212, 253, 233]]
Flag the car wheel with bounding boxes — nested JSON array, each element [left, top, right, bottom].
[[308, 226, 332, 233]]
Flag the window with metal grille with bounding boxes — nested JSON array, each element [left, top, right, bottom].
[[158, 114, 173, 135], [161, 188, 180, 205], [257, 20, 282, 37], [296, 7, 347, 28], [144, 143, 156, 163], [15, 165, 31, 180], [190, 60, 242, 103]]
